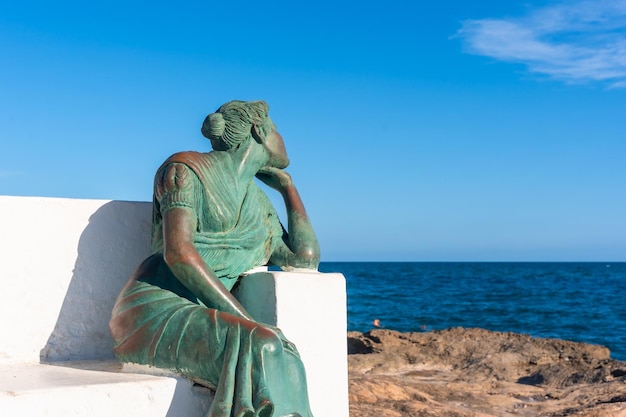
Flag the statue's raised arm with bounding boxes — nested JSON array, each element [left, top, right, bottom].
[[110, 100, 318, 417]]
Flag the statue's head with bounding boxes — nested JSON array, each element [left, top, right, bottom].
[[201, 100, 289, 168]]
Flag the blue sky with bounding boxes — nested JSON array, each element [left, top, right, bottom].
[[1, 0, 625, 261]]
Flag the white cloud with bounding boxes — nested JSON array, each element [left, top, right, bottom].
[[456, 0, 626, 87]]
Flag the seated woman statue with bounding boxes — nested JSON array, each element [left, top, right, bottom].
[[109, 100, 320, 417]]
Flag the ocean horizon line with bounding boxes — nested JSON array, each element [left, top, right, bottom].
[[320, 260, 626, 264]]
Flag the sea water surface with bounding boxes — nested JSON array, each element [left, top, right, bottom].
[[319, 262, 626, 361]]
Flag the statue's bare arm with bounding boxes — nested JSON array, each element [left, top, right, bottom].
[[256, 167, 321, 270], [162, 207, 254, 320]]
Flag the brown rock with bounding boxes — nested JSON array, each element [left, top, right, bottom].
[[348, 328, 626, 416]]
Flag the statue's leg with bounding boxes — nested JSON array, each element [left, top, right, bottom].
[[111, 281, 313, 417]]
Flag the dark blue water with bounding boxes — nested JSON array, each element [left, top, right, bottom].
[[319, 262, 626, 361]]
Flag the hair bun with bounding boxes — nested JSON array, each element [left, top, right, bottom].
[[201, 112, 225, 140]]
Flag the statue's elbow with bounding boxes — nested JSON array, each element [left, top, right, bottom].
[[163, 247, 195, 270], [296, 247, 321, 269]]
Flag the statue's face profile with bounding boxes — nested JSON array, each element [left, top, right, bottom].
[[264, 127, 289, 169]]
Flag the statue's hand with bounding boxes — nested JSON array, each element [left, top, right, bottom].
[[256, 167, 293, 192]]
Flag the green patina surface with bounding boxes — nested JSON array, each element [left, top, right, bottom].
[[110, 100, 320, 417]]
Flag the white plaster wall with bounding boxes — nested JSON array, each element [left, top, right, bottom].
[[0, 195, 349, 417], [0, 196, 152, 364]]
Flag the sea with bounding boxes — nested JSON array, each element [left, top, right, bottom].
[[318, 262, 626, 361]]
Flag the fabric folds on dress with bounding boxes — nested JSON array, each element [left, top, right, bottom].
[[111, 259, 313, 417], [110, 151, 313, 417]]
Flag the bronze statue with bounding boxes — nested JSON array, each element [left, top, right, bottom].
[[110, 100, 320, 417]]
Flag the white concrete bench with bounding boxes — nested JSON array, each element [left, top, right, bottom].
[[0, 195, 348, 417]]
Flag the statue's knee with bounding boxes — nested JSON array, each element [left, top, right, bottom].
[[250, 326, 283, 354]]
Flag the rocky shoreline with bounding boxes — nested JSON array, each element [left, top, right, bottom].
[[347, 328, 626, 416]]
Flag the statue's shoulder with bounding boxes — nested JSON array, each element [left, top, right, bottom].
[[158, 151, 229, 175], [161, 151, 209, 167]]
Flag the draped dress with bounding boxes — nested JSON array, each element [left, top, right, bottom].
[[109, 151, 313, 417]]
